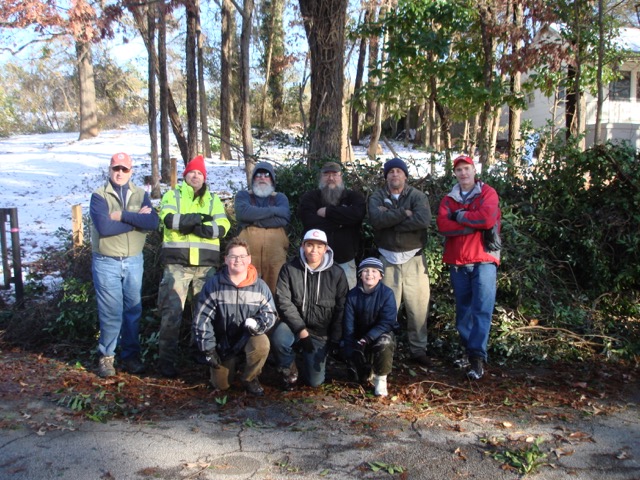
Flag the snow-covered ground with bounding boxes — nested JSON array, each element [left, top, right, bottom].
[[0, 124, 438, 300]]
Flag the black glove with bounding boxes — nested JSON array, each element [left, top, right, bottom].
[[200, 214, 213, 223], [448, 209, 463, 222], [204, 349, 221, 369], [298, 336, 314, 353], [178, 213, 203, 234]]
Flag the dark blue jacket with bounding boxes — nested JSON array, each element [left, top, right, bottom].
[[342, 281, 399, 358]]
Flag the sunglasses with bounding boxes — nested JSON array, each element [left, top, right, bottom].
[[111, 166, 131, 173], [254, 172, 271, 178]]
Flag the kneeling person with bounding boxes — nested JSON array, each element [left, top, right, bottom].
[[272, 229, 349, 389], [343, 258, 399, 397], [193, 238, 277, 396]]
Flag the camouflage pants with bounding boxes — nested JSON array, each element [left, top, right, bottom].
[[158, 264, 216, 365]]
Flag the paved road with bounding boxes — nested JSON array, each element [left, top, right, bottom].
[[1, 387, 638, 479]]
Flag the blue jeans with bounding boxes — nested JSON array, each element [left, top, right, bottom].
[[450, 263, 497, 361], [271, 322, 328, 387], [92, 253, 144, 360]]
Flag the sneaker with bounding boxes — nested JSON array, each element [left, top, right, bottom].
[[159, 361, 178, 379], [454, 354, 470, 369], [411, 352, 431, 368], [98, 355, 116, 378], [242, 378, 265, 397], [467, 357, 484, 380], [373, 375, 388, 397], [121, 357, 146, 375]]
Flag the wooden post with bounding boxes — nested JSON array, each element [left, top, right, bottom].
[[170, 157, 177, 188], [71, 204, 83, 249]]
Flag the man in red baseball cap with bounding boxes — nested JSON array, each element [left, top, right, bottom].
[[436, 154, 501, 380]]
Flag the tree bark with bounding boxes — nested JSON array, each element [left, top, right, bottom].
[[129, 4, 188, 165], [186, 0, 199, 162], [238, 0, 255, 180], [158, 2, 171, 182], [76, 41, 98, 140], [299, 0, 349, 164], [197, 1, 211, 158], [147, 6, 161, 199], [350, 9, 369, 146], [220, 0, 233, 161]]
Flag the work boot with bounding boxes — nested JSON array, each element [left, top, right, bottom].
[[373, 375, 388, 397], [98, 355, 116, 378], [242, 378, 265, 397], [467, 357, 484, 380], [121, 356, 146, 375], [411, 352, 432, 368], [159, 361, 178, 379]]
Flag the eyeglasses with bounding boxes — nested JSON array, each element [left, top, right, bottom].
[[111, 166, 131, 173], [322, 171, 341, 177], [227, 254, 249, 262], [254, 172, 271, 178]]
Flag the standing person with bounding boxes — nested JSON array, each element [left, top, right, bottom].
[[436, 155, 501, 380], [90, 152, 159, 378], [193, 238, 277, 396], [234, 161, 290, 294], [343, 258, 399, 397], [271, 229, 349, 389], [157, 155, 230, 378], [368, 157, 432, 367], [298, 161, 366, 289]]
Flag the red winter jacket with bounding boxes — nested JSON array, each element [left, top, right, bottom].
[[436, 181, 501, 266]]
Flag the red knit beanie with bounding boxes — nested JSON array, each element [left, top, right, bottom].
[[183, 155, 207, 180]]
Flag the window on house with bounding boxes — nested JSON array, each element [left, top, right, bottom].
[[610, 71, 631, 101]]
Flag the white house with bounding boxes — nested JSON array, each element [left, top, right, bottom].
[[519, 27, 640, 150]]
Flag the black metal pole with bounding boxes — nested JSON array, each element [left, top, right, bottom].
[[0, 209, 9, 289], [8, 208, 24, 306]]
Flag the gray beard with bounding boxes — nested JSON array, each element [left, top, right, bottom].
[[252, 183, 275, 198], [320, 183, 344, 206]]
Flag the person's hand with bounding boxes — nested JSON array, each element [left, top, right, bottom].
[[204, 350, 221, 369], [138, 206, 152, 214], [448, 209, 463, 222], [179, 213, 202, 234], [245, 317, 259, 334], [317, 207, 327, 217], [299, 336, 314, 353], [356, 338, 369, 349], [109, 211, 123, 222], [404, 210, 413, 217]]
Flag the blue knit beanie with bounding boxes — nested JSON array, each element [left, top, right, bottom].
[[358, 257, 384, 276], [383, 157, 409, 178]]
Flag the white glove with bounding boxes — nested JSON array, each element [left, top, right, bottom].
[[245, 317, 259, 334]]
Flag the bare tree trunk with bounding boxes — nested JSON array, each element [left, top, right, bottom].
[[298, 55, 310, 147], [238, 0, 255, 180], [197, 0, 211, 158], [477, 1, 496, 165], [147, 6, 161, 199], [299, 0, 348, 164], [76, 41, 98, 140], [158, 2, 171, 182], [367, 1, 387, 160], [365, 0, 379, 126], [350, 9, 369, 146], [186, 0, 199, 162], [129, 4, 189, 165], [507, 0, 523, 174], [220, 0, 233, 161], [594, 0, 604, 145]]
